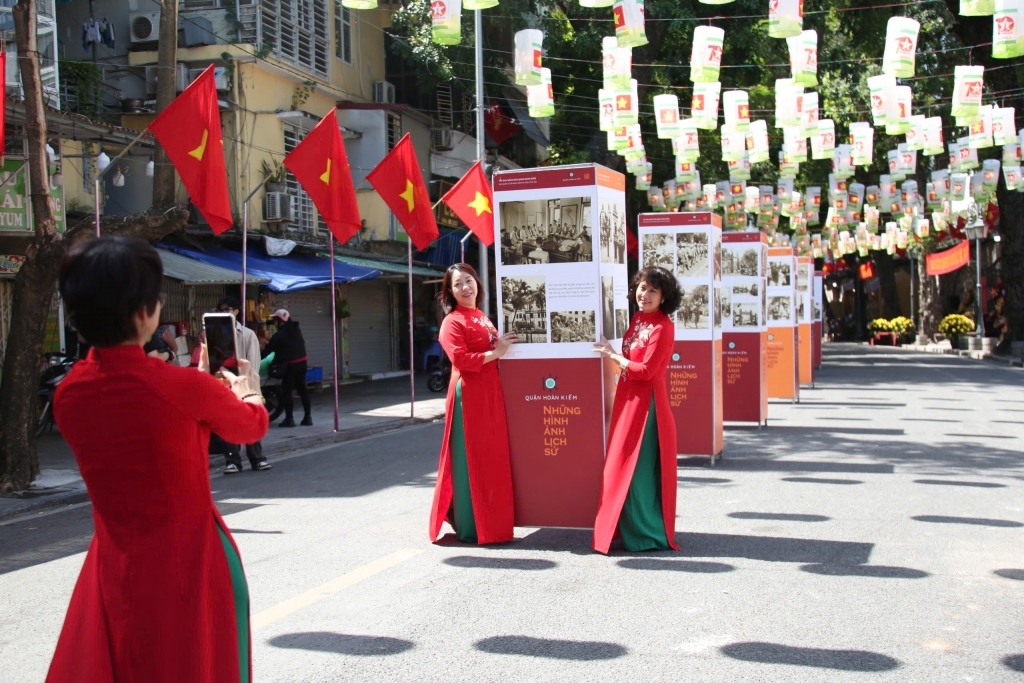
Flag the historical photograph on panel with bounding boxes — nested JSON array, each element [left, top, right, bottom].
[[551, 311, 597, 343], [768, 295, 791, 322], [499, 197, 593, 265], [601, 276, 615, 337], [796, 262, 810, 291], [676, 232, 709, 277], [721, 286, 732, 321], [599, 202, 627, 264], [713, 240, 722, 280], [732, 282, 759, 299], [813, 298, 822, 321], [762, 291, 767, 324], [797, 297, 806, 321], [642, 232, 675, 270], [615, 308, 629, 338], [713, 286, 722, 328], [733, 303, 759, 327], [722, 244, 759, 276], [676, 284, 710, 329], [768, 260, 792, 286], [501, 275, 547, 343]]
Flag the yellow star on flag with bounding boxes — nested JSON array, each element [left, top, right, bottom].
[[399, 179, 416, 212], [188, 129, 209, 161], [320, 158, 331, 184], [466, 191, 492, 217], [617, 96, 629, 110]]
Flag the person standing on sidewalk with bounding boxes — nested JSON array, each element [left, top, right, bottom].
[[261, 309, 312, 427], [48, 237, 268, 683], [218, 297, 271, 473], [429, 264, 517, 544]]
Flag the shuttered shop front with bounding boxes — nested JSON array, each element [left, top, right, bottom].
[[346, 280, 393, 375], [271, 288, 336, 381]]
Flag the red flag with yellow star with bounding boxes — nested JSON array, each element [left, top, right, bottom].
[[484, 104, 519, 145], [283, 109, 361, 244], [366, 133, 439, 251], [148, 65, 232, 234], [441, 161, 494, 246]]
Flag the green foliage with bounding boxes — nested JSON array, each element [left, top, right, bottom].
[[890, 316, 916, 339], [59, 60, 103, 121], [291, 80, 318, 111], [546, 143, 591, 166], [260, 158, 287, 184], [939, 314, 976, 336]]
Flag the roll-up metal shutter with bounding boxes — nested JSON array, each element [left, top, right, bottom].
[[346, 280, 393, 375], [271, 288, 336, 381]]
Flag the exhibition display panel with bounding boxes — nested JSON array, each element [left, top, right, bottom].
[[813, 270, 824, 369], [766, 246, 800, 401], [797, 255, 815, 387], [721, 231, 769, 425]]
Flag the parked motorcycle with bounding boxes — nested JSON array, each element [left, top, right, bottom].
[[261, 375, 285, 423], [37, 353, 75, 437], [427, 355, 451, 393]]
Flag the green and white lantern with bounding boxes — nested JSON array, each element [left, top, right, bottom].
[[769, 0, 803, 39], [993, 0, 1024, 58], [691, 81, 721, 130], [690, 26, 725, 83], [431, 0, 462, 45], [882, 17, 920, 78], [787, 30, 818, 87]]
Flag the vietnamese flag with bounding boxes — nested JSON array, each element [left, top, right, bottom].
[[366, 133, 439, 251], [441, 161, 494, 246], [148, 65, 232, 234], [283, 109, 361, 244], [626, 227, 638, 259], [484, 103, 519, 145]]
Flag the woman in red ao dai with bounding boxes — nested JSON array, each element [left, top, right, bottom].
[[429, 264, 518, 544], [592, 267, 682, 554]]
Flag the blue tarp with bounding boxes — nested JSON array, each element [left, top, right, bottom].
[[160, 244, 380, 293]]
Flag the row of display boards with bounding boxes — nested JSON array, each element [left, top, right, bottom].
[[491, 164, 823, 530]]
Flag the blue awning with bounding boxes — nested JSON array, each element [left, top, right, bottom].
[[159, 244, 380, 293]]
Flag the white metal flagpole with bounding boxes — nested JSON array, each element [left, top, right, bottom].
[[460, 230, 472, 263], [408, 238, 415, 419], [475, 8, 489, 317], [330, 236, 340, 432]]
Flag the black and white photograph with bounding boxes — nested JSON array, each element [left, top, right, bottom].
[[721, 287, 732, 320], [550, 311, 597, 343], [733, 303, 759, 327], [797, 298, 806, 322], [768, 261, 792, 286], [768, 295, 791, 322], [796, 263, 810, 291], [642, 233, 675, 270], [501, 275, 547, 343], [601, 276, 615, 338], [615, 308, 629, 338], [732, 282, 759, 298], [722, 245, 759, 277], [599, 202, 627, 264], [500, 197, 594, 265], [714, 287, 722, 328], [713, 240, 722, 280], [676, 284, 710, 329], [813, 299, 822, 321], [762, 291, 767, 325], [675, 232, 709, 277]]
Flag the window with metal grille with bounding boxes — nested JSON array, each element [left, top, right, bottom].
[[387, 112, 402, 150], [283, 123, 316, 231], [261, 0, 329, 80], [335, 1, 352, 64]]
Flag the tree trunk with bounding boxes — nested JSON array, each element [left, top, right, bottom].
[[873, 251, 901, 319], [151, 0, 179, 208], [918, 255, 943, 339]]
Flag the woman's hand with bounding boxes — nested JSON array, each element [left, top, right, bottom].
[[592, 336, 615, 357], [495, 332, 518, 358], [197, 343, 210, 374], [219, 361, 261, 403]]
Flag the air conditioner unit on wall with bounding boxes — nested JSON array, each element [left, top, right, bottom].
[[189, 67, 230, 92], [129, 12, 160, 43], [430, 126, 453, 152], [144, 63, 189, 94], [263, 192, 294, 222], [373, 81, 396, 105]]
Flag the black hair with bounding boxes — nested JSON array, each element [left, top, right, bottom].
[[218, 296, 241, 311], [438, 263, 485, 315], [632, 266, 683, 316], [58, 237, 164, 347]]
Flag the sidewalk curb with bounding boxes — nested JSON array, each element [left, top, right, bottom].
[[0, 486, 90, 523]]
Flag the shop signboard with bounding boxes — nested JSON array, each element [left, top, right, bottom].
[[813, 270, 823, 368], [722, 231, 769, 424], [766, 246, 799, 400], [797, 255, 815, 386], [0, 159, 66, 234], [494, 163, 627, 527], [0, 255, 26, 275]]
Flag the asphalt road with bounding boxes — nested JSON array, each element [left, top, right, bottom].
[[2, 344, 1023, 682]]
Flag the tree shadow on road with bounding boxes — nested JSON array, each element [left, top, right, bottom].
[[474, 635, 627, 660], [720, 641, 900, 671], [268, 631, 414, 656]]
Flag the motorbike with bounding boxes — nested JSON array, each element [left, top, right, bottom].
[[427, 355, 451, 393], [37, 353, 76, 437], [260, 374, 285, 423]]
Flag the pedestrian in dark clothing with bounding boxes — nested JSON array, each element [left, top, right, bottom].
[[261, 309, 312, 427]]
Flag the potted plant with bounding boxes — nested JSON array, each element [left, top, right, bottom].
[[260, 158, 287, 192], [867, 318, 894, 345], [937, 314, 975, 350], [890, 316, 916, 345]]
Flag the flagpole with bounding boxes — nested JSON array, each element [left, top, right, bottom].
[[239, 182, 264, 328], [408, 238, 415, 419], [460, 230, 472, 264], [475, 8, 490, 317], [330, 236, 340, 432]]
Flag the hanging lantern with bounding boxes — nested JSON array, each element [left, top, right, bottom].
[[619, 123, 644, 161], [769, 0, 803, 39], [783, 126, 807, 163], [1003, 164, 1021, 189], [613, 0, 647, 48], [464, 0, 497, 11], [514, 30, 544, 86], [612, 80, 638, 127], [654, 94, 682, 139], [722, 128, 746, 161], [779, 149, 800, 178], [850, 122, 874, 166], [897, 142, 917, 176], [993, 106, 1016, 145], [728, 155, 752, 181], [812, 118, 836, 160], [799, 91, 819, 137], [833, 144, 854, 179], [787, 30, 818, 87], [608, 126, 629, 152], [676, 158, 698, 182], [952, 65, 985, 122], [947, 141, 961, 173], [690, 26, 725, 83], [970, 105, 994, 149], [691, 81, 721, 130], [598, 89, 615, 131], [905, 115, 926, 151], [867, 74, 896, 127], [602, 36, 632, 90], [431, 0, 462, 45], [527, 67, 554, 118], [885, 85, 912, 135], [775, 78, 803, 128], [957, 135, 980, 169], [636, 172, 652, 191], [675, 118, 701, 162], [923, 116, 945, 156], [581, 0, 615, 9], [882, 17, 920, 78], [994, 0, 1024, 58], [722, 90, 750, 133], [962, 0, 995, 15], [982, 158, 1002, 192], [748, 119, 770, 163], [1003, 142, 1021, 165]]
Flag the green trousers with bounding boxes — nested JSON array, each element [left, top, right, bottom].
[[449, 379, 478, 543], [618, 398, 670, 552], [217, 523, 250, 683]]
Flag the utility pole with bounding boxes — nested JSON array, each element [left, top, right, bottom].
[[151, 0, 179, 207], [475, 9, 490, 318]]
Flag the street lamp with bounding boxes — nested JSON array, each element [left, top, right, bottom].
[[962, 206, 987, 340]]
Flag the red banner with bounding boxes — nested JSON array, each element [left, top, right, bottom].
[[926, 240, 970, 276]]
